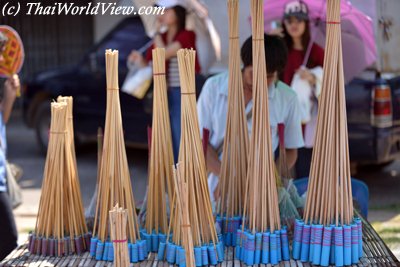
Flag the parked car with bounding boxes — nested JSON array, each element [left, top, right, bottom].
[[344, 0, 400, 167], [23, 17, 206, 152]]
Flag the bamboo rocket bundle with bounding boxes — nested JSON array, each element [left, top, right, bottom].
[[29, 99, 90, 257], [109, 205, 130, 267], [216, 0, 249, 248], [142, 48, 175, 254], [292, 1, 363, 266], [90, 50, 148, 263], [158, 49, 224, 266], [237, 0, 290, 265]]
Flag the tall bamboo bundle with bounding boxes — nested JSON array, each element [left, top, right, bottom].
[[237, 0, 290, 265], [292, 1, 362, 266], [90, 50, 148, 263], [217, 0, 249, 248], [142, 48, 175, 254], [29, 99, 90, 257], [109, 205, 130, 267], [158, 49, 224, 266]]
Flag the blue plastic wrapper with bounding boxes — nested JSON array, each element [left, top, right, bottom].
[[300, 225, 311, 262], [261, 232, 270, 264], [275, 230, 282, 262], [201, 245, 208, 265], [103, 241, 109, 261], [351, 223, 359, 263], [320, 226, 332, 267], [157, 242, 166, 261], [176, 245, 181, 265], [194, 247, 202, 266], [179, 247, 186, 267], [151, 233, 159, 252], [312, 225, 323, 265], [217, 242, 224, 262], [95, 241, 104, 261], [281, 229, 290, 261], [131, 243, 139, 263], [335, 227, 344, 267], [143, 232, 151, 253], [208, 244, 218, 265], [330, 224, 336, 265], [128, 243, 133, 262], [107, 242, 114, 262], [138, 241, 145, 261], [240, 231, 247, 261], [254, 233, 262, 264], [344, 225, 352, 266], [166, 243, 176, 264], [245, 233, 255, 266], [309, 225, 316, 262], [90, 237, 98, 257], [293, 219, 304, 259], [356, 218, 363, 257], [159, 233, 167, 244], [270, 233, 278, 265]]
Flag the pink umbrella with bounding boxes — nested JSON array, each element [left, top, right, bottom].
[[263, 0, 377, 83]]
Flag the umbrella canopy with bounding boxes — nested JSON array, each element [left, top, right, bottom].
[[263, 0, 377, 82], [0, 25, 24, 78], [132, 0, 221, 74]]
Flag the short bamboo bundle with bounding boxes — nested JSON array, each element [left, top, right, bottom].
[[142, 48, 175, 254], [217, 0, 249, 248], [29, 99, 90, 257], [276, 124, 303, 235], [292, 1, 362, 266], [90, 50, 147, 263], [109, 204, 130, 267], [158, 49, 224, 267], [237, 0, 290, 265]]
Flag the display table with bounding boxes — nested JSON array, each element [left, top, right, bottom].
[[1, 216, 398, 267]]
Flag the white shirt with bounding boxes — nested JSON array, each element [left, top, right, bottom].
[[197, 72, 304, 205]]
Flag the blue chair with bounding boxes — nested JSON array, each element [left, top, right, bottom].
[[293, 177, 369, 219]]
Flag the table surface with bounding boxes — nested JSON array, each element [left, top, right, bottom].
[[1, 216, 399, 267]]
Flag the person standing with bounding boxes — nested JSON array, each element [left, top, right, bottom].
[[280, 0, 325, 178], [0, 31, 19, 261], [128, 0, 200, 162]]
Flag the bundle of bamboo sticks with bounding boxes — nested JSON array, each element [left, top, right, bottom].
[[217, 0, 249, 248], [292, 1, 362, 266], [237, 0, 290, 265], [159, 48, 224, 266], [143, 48, 175, 253], [90, 50, 146, 263], [109, 204, 130, 267], [29, 98, 90, 256]]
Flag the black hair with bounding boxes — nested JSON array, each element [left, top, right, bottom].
[[282, 18, 311, 54], [172, 5, 187, 32], [240, 34, 288, 74]]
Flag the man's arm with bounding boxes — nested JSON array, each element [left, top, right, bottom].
[[206, 144, 221, 176], [285, 148, 298, 170], [1, 75, 19, 124]]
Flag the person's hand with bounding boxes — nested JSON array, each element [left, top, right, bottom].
[[128, 50, 145, 67], [268, 27, 284, 37], [297, 68, 316, 86], [4, 74, 20, 98]]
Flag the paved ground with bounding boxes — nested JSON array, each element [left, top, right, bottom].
[[5, 104, 400, 260]]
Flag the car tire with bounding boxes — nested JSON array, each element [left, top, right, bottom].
[[34, 101, 51, 154]]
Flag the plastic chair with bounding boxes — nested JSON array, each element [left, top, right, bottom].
[[293, 177, 369, 219]]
